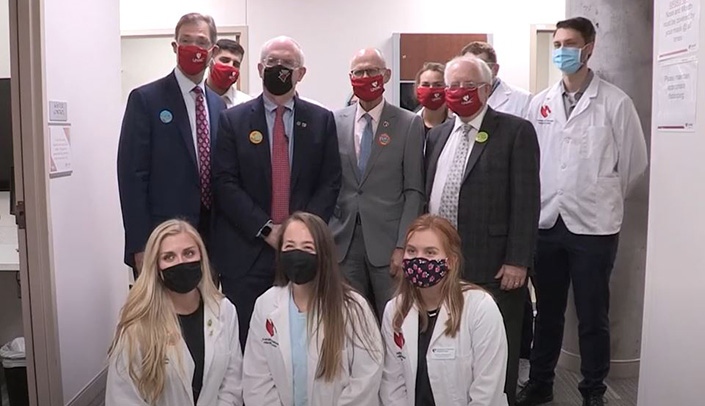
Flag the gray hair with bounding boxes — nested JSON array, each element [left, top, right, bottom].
[[260, 36, 306, 66], [444, 54, 493, 85]]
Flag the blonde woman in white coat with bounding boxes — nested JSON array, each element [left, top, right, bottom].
[[106, 220, 243, 406], [381, 214, 509, 406], [243, 212, 383, 406]]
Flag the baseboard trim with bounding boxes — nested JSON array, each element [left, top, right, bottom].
[[66, 367, 107, 406]]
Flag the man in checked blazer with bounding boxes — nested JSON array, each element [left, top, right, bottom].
[[425, 54, 540, 405], [330, 48, 425, 320]]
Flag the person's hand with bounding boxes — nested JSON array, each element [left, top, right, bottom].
[[494, 264, 527, 291], [389, 248, 404, 277], [134, 252, 145, 274], [264, 224, 282, 248]]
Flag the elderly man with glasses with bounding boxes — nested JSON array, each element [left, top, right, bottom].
[[211, 36, 342, 347], [329, 48, 425, 320], [424, 54, 540, 405]]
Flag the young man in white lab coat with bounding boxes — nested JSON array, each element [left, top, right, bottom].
[[517, 17, 648, 406], [461, 41, 532, 118]]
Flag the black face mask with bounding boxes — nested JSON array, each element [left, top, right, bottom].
[[263, 65, 295, 96], [161, 261, 202, 293], [280, 249, 317, 285]]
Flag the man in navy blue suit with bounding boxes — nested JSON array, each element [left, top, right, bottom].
[[212, 36, 342, 346], [118, 13, 226, 274]]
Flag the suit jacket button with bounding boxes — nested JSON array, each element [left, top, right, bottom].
[[357, 190, 363, 195]]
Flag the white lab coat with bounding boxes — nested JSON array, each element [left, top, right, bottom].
[[526, 75, 648, 234], [380, 289, 508, 406], [487, 79, 532, 118], [105, 297, 244, 406], [243, 285, 383, 406]]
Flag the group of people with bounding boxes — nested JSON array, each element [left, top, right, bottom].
[[111, 11, 648, 406]]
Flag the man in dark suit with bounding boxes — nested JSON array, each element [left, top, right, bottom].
[[118, 13, 226, 275], [425, 54, 540, 405], [212, 36, 342, 346]]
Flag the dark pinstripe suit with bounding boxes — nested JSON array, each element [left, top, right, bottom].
[[425, 107, 540, 404]]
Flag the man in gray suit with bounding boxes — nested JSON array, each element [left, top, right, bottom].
[[330, 48, 425, 319]]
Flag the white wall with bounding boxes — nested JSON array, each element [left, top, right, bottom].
[[119, 0, 566, 109], [43, 0, 126, 402], [1, 0, 9, 77], [639, 2, 705, 405]]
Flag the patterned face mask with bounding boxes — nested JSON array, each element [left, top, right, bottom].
[[402, 258, 449, 288]]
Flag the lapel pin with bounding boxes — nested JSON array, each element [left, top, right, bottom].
[[475, 131, 489, 143], [378, 133, 391, 146], [296, 121, 301, 126], [302, 122, 307, 128], [207, 319, 212, 327], [249, 130, 263, 145], [382, 120, 390, 128], [159, 110, 173, 124]]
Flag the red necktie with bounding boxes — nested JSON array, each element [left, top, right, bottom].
[[192, 86, 212, 209], [271, 105, 290, 223]]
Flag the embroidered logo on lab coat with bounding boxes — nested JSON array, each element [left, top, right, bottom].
[[394, 332, 405, 349], [540, 105, 552, 118], [263, 318, 280, 348]]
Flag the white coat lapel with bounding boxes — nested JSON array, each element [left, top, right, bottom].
[[541, 82, 567, 126], [270, 288, 293, 401], [401, 306, 419, 381], [202, 299, 219, 386], [567, 75, 600, 124], [488, 81, 510, 110], [428, 304, 450, 350], [172, 340, 195, 404]]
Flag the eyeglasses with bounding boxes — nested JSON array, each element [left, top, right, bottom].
[[447, 82, 488, 90], [177, 38, 212, 50], [262, 57, 299, 70], [350, 68, 384, 78]]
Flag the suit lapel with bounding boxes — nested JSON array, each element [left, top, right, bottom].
[[205, 88, 222, 147], [250, 95, 272, 189], [291, 97, 308, 191], [361, 102, 396, 185], [166, 71, 198, 170], [426, 120, 455, 198], [339, 106, 360, 183], [462, 108, 499, 182]]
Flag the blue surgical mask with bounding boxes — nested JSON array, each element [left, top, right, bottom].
[[552, 47, 583, 74]]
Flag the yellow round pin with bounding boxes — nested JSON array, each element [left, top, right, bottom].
[[476, 131, 489, 143], [249, 130, 263, 145]]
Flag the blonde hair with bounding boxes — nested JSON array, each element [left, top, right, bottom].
[[393, 215, 480, 337], [108, 220, 222, 404]]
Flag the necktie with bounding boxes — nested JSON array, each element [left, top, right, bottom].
[[438, 124, 472, 228], [192, 86, 212, 209], [271, 105, 290, 224], [358, 113, 373, 174]]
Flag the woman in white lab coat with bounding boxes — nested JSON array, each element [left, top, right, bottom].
[[380, 214, 509, 406], [105, 219, 243, 406], [243, 212, 383, 406], [414, 62, 451, 136]]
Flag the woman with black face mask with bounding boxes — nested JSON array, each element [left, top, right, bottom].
[[380, 214, 509, 406], [106, 220, 243, 406], [243, 212, 383, 406]]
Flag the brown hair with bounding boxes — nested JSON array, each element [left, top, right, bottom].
[[392, 214, 480, 336], [174, 13, 217, 46], [414, 62, 445, 88], [215, 38, 245, 57], [460, 41, 498, 64], [556, 17, 596, 44], [274, 212, 381, 381]]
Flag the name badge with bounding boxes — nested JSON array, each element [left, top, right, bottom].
[[431, 347, 456, 360]]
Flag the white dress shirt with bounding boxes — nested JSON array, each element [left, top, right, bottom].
[[223, 86, 253, 108], [354, 100, 385, 159], [174, 67, 210, 167], [429, 105, 488, 215]]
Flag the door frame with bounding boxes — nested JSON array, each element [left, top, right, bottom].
[[529, 24, 557, 94], [9, 0, 64, 404]]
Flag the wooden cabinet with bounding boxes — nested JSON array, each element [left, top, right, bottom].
[[398, 33, 489, 81]]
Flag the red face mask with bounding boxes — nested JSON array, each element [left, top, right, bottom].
[[416, 86, 446, 110], [209, 63, 240, 90], [351, 75, 385, 102], [177, 45, 209, 76], [445, 87, 483, 117]]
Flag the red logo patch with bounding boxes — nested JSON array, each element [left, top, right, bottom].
[[393, 332, 405, 349], [266, 319, 275, 337], [540, 105, 551, 118]]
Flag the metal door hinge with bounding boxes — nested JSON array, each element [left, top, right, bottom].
[[15, 200, 26, 229]]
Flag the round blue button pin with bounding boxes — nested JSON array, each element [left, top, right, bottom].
[[159, 110, 173, 124]]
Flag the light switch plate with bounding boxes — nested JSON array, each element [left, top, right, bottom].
[[48, 100, 68, 122]]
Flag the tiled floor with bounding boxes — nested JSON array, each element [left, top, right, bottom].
[[550, 366, 639, 406]]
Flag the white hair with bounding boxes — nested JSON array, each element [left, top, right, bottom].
[[444, 54, 493, 85], [260, 35, 306, 66]]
